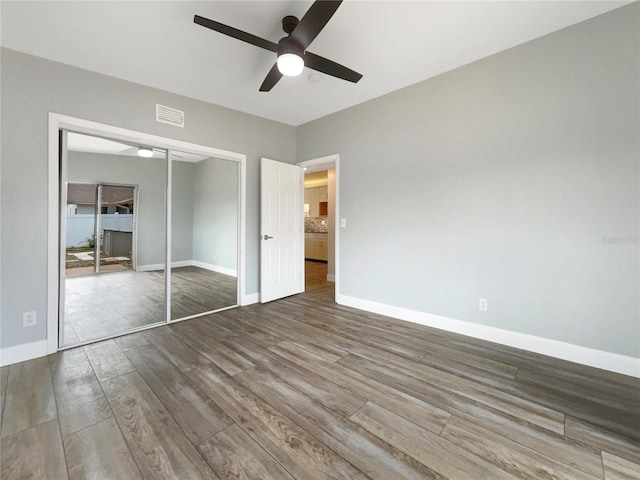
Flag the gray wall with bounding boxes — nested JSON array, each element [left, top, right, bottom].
[[0, 48, 295, 349], [171, 160, 195, 263], [69, 151, 168, 267], [193, 157, 239, 271], [2, 5, 638, 359], [297, 5, 639, 357]]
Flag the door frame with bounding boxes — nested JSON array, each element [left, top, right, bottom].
[[297, 154, 340, 295], [48, 113, 247, 355]]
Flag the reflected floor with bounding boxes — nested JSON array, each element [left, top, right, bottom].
[[171, 266, 237, 320], [63, 266, 237, 347]]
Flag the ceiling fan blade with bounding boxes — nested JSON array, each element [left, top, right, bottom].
[[259, 63, 283, 92], [289, 0, 342, 50], [194, 15, 277, 52], [304, 51, 362, 83]]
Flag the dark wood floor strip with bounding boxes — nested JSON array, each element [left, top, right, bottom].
[[198, 424, 296, 480], [187, 363, 369, 480], [2, 271, 638, 479], [84, 339, 135, 382], [338, 352, 565, 434], [601, 451, 640, 480], [0, 366, 9, 432], [235, 364, 450, 480], [144, 326, 211, 372], [1, 419, 68, 479], [351, 401, 516, 479], [440, 415, 600, 480], [565, 416, 640, 464], [63, 416, 142, 480], [167, 323, 254, 376], [270, 340, 452, 435], [125, 344, 232, 445], [102, 371, 217, 479], [0, 356, 57, 438], [49, 348, 112, 437]]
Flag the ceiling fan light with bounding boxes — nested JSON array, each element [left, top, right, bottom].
[[137, 147, 153, 157], [277, 53, 304, 76]]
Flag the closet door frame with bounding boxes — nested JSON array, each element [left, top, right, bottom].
[[48, 113, 247, 355]]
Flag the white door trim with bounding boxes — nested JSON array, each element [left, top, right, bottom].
[[297, 154, 340, 296], [48, 113, 247, 354]]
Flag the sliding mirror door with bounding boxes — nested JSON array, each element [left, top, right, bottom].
[[61, 132, 167, 347], [171, 152, 239, 320]]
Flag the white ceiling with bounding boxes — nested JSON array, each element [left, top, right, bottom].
[[1, 1, 629, 126]]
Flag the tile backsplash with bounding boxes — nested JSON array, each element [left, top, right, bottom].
[[305, 216, 328, 233]]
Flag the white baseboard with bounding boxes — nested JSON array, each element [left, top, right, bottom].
[[336, 293, 640, 378], [326, 274, 335, 282], [137, 260, 237, 277], [191, 260, 237, 278], [0, 340, 49, 367], [136, 263, 165, 272], [242, 293, 260, 306]]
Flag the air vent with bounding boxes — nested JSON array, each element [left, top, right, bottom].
[[156, 104, 184, 127]]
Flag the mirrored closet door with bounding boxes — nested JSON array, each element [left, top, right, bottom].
[[171, 151, 239, 320], [59, 131, 240, 348]]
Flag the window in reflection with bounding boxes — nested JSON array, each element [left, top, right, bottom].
[[61, 132, 167, 347]]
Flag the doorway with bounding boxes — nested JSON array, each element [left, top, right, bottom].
[[298, 155, 339, 297], [65, 182, 136, 276]]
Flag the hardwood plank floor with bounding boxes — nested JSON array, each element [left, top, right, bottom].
[[0, 419, 68, 479], [125, 344, 232, 444], [0, 356, 57, 438], [0, 365, 8, 432], [49, 348, 112, 437], [102, 371, 217, 479], [1, 272, 639, 479], [63, 416, 142, 480], [199, 424, 296, 480]]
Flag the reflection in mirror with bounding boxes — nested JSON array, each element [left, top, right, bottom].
[[61, 132, 167, 347], [171, 151, 238, 320]]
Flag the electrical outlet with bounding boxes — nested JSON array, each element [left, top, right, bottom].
[[341, 218, 347, 228], [23, 311, 37, 327], [479, 299, 488, 312]]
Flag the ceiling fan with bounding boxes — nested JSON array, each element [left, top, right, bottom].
[[194, 0, 362, 92]]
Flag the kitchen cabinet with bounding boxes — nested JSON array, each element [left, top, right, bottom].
[[305, 233, 328, 261], [305, 186, 328, 217]]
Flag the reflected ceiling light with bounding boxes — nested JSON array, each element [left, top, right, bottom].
[[137, 147, 153, 158]]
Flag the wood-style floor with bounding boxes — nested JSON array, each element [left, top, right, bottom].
[[2, 264, 639, 479], [63, 266, 237, 347]]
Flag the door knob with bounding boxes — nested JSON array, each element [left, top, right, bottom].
[[262, 235, 274, 240]]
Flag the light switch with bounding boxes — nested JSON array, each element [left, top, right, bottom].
[[340, 218, 347, 228]]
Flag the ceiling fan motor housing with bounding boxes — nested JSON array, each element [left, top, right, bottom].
[[277, 36, 303, 59]]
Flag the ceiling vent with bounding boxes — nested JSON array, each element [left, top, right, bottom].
[[156, 104, 184, 128]]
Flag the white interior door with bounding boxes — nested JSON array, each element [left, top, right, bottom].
[[260, 157, 303, 303]]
